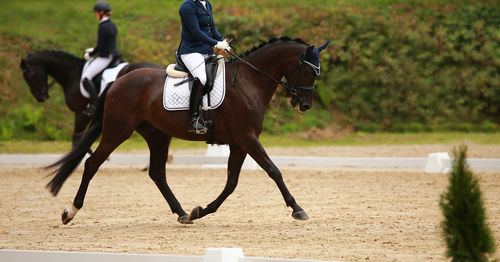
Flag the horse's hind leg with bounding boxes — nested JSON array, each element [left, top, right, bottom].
[[190, 145, 246, 220], [137, 125, 190, 224], [62, 124, 135, 224]]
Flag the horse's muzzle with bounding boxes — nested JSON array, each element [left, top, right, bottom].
[[299, 103, 311, 112], [35, 93, 49, 102], [290, 97, 312, 112]]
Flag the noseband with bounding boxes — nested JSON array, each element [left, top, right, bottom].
[[227, 48, 320, 99]]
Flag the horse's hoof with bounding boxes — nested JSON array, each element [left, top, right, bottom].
[[61, 210, 74, 225], [189, 206, 203, 221], [177, 215, 193, 224], [292, 210, 309, 220], [61, 205, 79, 225]]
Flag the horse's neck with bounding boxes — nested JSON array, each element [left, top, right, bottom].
[[242, 44, 304, 106], [40, 53, 83, 92]]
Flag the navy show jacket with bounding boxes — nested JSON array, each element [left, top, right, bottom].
[[89, 19, 121, 58], [178, 0, 224, 55]]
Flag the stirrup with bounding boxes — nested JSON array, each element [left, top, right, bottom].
[[188, 117, 207, 134]]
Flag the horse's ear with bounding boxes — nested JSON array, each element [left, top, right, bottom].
[[317, 40, 330, 52], [306, 45, 315, 57], [20, 59, 34, 77]]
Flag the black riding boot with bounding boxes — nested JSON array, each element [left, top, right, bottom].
[[82, 78, 98, 116], [188, 78, 207, 134]]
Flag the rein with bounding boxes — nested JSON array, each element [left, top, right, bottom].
[[47, 78, 56, 89], [226, 49, 318, 96], [227, 51, 290, 90]]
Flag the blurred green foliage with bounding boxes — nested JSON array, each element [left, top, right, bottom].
[[0, 0, 499, 141]]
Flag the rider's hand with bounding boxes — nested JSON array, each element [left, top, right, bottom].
[[84, 47, 94, 60], [215, 41, 230, 51]]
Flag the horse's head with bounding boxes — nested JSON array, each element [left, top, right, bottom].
[[20, 58, 50, 102], [287, 40, 330, 112]]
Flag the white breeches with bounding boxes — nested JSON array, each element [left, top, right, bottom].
[[80, 55, 113, 90], [181, 53, 209, 85]]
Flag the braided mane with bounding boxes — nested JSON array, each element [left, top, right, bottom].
[[240, 36, 310, 58]]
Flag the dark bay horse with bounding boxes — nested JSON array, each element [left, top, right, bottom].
[[47, 37, 330, 225], [20, 50, 161, 147]]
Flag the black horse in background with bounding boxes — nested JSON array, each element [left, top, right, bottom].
[[20, 50, 161, 147]]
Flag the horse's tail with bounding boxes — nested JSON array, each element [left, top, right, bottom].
[[45, 81, 114, 196]]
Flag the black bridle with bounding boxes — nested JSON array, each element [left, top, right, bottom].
[[22, 64, 55, 97], [227, 48, 320, 98]]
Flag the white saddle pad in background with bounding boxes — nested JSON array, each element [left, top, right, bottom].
[[80, 60, 129, 98], [163, 62, 226, 111]]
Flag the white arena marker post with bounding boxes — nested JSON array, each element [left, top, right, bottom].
[[206, 144, 230, 157], [205, 145, 260, 170], [203, 144, 230, 168], [425, 152, 452, 173], [203, 248, 244, 262]]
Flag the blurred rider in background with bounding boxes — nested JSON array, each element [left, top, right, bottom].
[[81, 1, 121, 116]]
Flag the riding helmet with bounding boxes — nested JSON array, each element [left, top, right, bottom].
[[93, 1, 111, 13]]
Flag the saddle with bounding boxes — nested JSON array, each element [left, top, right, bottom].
[[166, 54, 221, 94], [164, 54, 226, 145], [80, 55, 128, 99], [91, 55, 125, 93]]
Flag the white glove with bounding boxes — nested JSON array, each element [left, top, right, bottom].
[[215, 41, 230, 51], [84, 47, 94, 60]]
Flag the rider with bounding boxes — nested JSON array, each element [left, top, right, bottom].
[[178, 0, 231, 133], [81, 1, 121, 116]]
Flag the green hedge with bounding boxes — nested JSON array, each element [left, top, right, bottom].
[[322, 2, 500, 132], [0, 0, 499, 140]]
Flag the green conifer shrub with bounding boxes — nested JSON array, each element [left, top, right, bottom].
[[439, 145, 496, 261]]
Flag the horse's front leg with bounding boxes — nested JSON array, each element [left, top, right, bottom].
[[72, 112, 92, 152], [189, 145, 246, 221], [243, 137, 308, 220]]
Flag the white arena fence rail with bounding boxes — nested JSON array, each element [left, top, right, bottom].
[[0, 248, 329, 262], [0, 153, 499, 173]]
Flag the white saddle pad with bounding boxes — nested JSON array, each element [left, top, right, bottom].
[[80, 60, 129, 98], [163, 62, 226, 111]]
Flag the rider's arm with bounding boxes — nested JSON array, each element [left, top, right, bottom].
[[207, 2, 224, 42], [90, 22, 115, 57], [89, 25, 104, 57]]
